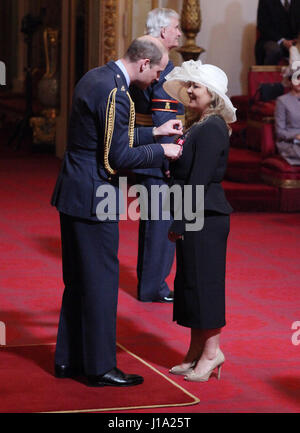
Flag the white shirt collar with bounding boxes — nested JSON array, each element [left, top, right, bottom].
[[115, 59, 130, 87]]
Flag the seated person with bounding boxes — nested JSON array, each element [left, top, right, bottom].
[[275, 68, 300, 165], [255, 0, 300, 65]]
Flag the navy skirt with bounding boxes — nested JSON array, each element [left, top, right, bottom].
[[173, 212, 230, 329]]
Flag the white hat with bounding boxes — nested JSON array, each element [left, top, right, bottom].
[[163, 60, 237, 123]]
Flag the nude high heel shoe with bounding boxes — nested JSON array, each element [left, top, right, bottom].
[[184, 350, 225, 382], [169, 360, 197, 375]]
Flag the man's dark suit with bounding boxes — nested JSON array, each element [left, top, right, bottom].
[[130, 61, 184, 302], [51, 61, 165, 375], [255, 0, 300, 64]]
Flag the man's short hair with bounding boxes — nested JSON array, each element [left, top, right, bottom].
[[146, 8, 179, 37], [124, 37, 164, 66]]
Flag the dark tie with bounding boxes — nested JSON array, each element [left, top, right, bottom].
[[284, 0, 290, 11]]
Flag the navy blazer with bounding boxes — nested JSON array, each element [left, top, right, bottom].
[[169, 116, 233, 235], [130, 60, 184, 178], [51, 62, 165, 221]]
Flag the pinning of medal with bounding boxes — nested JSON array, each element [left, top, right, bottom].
[[176, 137, 185, 148]]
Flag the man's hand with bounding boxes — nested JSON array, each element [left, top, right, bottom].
[[295, 134, 300, 140], [282, 39, 294, 50], [161, 143, 182, 160], [154, 119, 183, 137], [168, 231, 183, 242]]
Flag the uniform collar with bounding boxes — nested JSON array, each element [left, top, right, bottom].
[[115, 59, 130, 87], [106, 61, 129, 90]]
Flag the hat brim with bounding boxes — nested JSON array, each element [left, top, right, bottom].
[[163, 79, 237, 123]]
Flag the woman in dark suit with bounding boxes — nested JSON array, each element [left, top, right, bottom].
[[163, 60, 236, 382]]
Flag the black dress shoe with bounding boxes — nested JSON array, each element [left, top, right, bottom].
[[55, 364, 83, 378], [139, 291, 174, 303], [87, 367, 144, 387], [157, 290, 174, 303]]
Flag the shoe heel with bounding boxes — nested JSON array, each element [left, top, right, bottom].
[[217, 364, 222, 380]]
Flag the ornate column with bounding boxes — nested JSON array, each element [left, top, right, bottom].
[[177, 0, 204, 61], [30, 27, 59, 147]]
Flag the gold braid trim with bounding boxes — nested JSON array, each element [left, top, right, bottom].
[[104, 88, 118, 175], [126, 91, 135, 148], [103, 89, 135, 176]]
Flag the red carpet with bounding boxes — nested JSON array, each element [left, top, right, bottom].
[[1, 137, 300, 413], [0, 344, 198, 413]]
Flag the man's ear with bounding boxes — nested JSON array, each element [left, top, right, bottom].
[[140, 58, 151, 72]]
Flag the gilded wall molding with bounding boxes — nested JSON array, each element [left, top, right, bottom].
[[102, 0, 118, 64]]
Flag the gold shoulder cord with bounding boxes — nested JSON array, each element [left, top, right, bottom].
[[126, 91, 135, 148], [104, 88, 117, 175], [103, 89, 135, 176]]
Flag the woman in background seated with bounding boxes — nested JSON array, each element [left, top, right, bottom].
[[163, 60, 236, 382], [275, 68, 300, 165]]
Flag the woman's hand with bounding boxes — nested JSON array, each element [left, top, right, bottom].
[[168, 231, 183, 242], [154, 119, 183, 137], [295, 134, 300, 140]]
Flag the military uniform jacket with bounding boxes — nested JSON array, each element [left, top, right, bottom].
[[51, 61, 165, 221], [130, 60, 184, 178]]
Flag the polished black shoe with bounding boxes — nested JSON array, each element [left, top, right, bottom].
[[87, 367, 144, 387], [55, 364, 83, 378], [157, 290, 174, 303]]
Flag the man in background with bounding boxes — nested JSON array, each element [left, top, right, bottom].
[[255, 0, 300, 65], [130, 8, 184, 303]]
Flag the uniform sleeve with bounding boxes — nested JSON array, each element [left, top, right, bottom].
[[151, 79, 180, 143], [134, 126, 155, 146], [170, 120, 226, 235], [105, 90, 164, 170], [150, 71, 183, 174]]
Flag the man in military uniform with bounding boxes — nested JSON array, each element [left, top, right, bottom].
[[130, 8, 184, 303], [51, 36, 183, 387]]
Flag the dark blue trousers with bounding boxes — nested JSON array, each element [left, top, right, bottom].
[[136, 176, 175, 301], [55, 213, 119, 375]]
